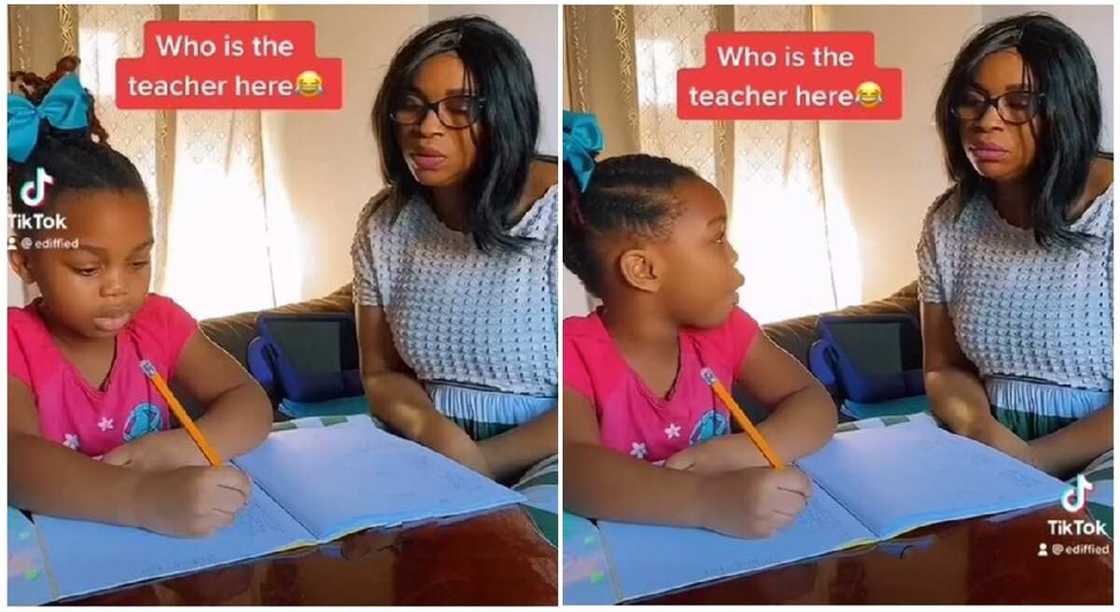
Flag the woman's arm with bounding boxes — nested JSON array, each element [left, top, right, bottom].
[[473, 159, 562, 481], [924, 303, 1004, 437], [564, 387, 811, 538], [103, 330, 274, 470], [478, 407, 557, 482], [665, 334, 837, 473], [922, 303, 1030, 449], [925, 303, 1111, 477], [1026, 406, 1113, 477], [9, 377, 251, 537], [356, 304, 493, 477]]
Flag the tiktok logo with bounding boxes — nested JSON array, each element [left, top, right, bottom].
[[1060, 474, 1094, 513], [20, 167, 54, 208]]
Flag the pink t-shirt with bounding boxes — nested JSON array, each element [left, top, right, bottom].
[[564, 307, 762, 463], [8, 293, 199, 458]]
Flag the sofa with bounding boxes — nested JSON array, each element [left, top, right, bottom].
[[177, 285, 355, 417], [758, 281, 919, 370], [190, 281, 920, 419]]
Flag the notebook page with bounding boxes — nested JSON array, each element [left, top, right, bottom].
[[232, 419, 525, 540], [597, 481, 875, 602], [34, 482, 311, 601], [798, 422, 1068, 539]]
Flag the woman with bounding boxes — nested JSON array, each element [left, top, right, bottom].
[[351, 16, 557, 482], [919, 13, 1112, 478]]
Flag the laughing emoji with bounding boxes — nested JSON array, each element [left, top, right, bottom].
[[856, 81, 883, 108], [296, 71, 323, 97]]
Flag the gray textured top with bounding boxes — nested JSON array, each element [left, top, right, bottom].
[[351, 185, 558, 396], [917, 183, 1114, 392]]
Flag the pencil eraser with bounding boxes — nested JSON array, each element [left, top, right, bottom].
[[139, 360, 157, 377], [700, 367, 718, 386]]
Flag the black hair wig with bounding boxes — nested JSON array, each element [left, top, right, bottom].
[[934, 12, 1110, 248], [371, 16, 540, 253]]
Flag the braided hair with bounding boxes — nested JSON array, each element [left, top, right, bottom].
[[8, 56, 147, 236], [563, 154, 699, 297]]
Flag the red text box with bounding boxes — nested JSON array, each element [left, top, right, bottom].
[[116, 21, 342, 110], [678, 32, 902, 121]]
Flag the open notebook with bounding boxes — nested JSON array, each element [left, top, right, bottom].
[[565, 421, 1069, 603], [10, 419, 524, 604]]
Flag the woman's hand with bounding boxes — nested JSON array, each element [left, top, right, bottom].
[[356, 304, 498, 478], [477, 408, 557, 482], [975, 422, 1037, 464], [420, 423, 495, 478], [1022, 407, 1112, 478], [102, 429, 209, 471], [945, 405, 1050, 470]]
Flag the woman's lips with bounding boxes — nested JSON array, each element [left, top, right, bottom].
[[410, 152, 447, 171], [93, 312, 131, 333], [969, 144, 1009, 162]]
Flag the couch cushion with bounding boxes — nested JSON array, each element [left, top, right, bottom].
[[199, 284, 354, 370], [762, 281, 918, 368], [200, 281, 918, 374], [190, 281, 917, 419]]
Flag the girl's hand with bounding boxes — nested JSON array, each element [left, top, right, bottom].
[[664, 436, 772, 474], [696, 466, 812, 539], [132, 465, 252, 537], [102, 429, 209, 472]]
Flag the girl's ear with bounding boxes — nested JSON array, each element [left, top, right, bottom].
[[8, 248, 36, 286], [618, 248, 663, 293]]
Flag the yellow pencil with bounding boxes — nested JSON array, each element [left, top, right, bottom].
[[140, 360, 223, 466], [700, 367, 785, 469]]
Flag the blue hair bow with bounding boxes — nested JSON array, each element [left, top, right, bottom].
[[8, 73, 91, 163], [563, 111, 603, 192]]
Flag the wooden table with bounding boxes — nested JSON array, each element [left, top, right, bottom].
[[71, 507, 557, 605], [648, 505, 1112, 604]]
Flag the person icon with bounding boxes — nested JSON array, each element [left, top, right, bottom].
[[1038, 543, 1048, 557]]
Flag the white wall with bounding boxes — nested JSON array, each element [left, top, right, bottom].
[[7, 264, 27, 306], [818, 5, 1113, 304], [817, 5, 982, 303], [259, 4, 427, 305], [260, 5, 558, 305]]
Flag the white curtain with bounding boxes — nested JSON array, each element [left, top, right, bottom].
[[730, 6, 838, 323], [77, 4, 277, 319]]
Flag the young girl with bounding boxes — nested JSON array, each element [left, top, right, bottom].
[[8, 60, 273, 538], [562, 113, 837, 539]]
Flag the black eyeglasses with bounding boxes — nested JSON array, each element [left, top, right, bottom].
[[952, 91, 1045, 125], [390, 94, 486, 129]]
